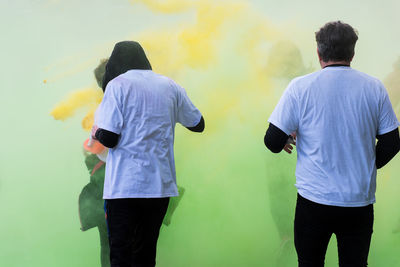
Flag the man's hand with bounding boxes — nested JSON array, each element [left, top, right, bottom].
[[283, 132, 296, 154]]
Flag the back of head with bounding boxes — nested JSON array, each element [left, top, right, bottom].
[[102, 41, 152, 92], [315, 21, 358, 62]]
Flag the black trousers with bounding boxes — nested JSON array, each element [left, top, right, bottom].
[[294, 194, 373, 267], [105, 198, 170, 267]]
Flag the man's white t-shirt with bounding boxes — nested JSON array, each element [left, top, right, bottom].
[[269, 66, 399, 207], [95, 70, 202, 199]]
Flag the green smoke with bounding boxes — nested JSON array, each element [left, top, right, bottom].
[[1, 1, 400, 267]]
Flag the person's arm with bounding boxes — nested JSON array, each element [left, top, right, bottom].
[[376, 128, 400, 169], [186, 116, 205, 133], [264, 123, 296, 153], [266, 80, 299, 153], [175, 84, 204, 133], [264, 123, 288, 153], [95, 128, 120, 148], [94, 81, 124, 148]]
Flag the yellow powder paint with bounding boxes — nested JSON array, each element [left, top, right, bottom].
[[48, 2, 320, 266], [46, 2, 400, 266], [52, 0, 308, 132], [137, 0, 248, 73], [131, 0, 288, 129], [178, 1, 244, 68], [81, 107, 98, 131], [384, 58, 400, 111], [130, 0, 194, 13], [50, 88, 103, 127]]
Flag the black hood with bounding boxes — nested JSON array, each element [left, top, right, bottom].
[[102, 41, 152, 92]]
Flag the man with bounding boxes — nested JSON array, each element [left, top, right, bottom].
[[264, 21, 400, 266], [93, 41, 205, 267]]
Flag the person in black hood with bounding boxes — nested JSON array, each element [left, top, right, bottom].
[[102, 41, 152, 92], [95, 41, 153, 148], [95, 41, 204, 148], [93, 41, 204, 267]]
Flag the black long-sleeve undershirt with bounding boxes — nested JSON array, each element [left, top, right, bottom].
[[95, 128, 120, 148], [186, 116, 205, 132], [264, 123, 289, 153], [376, 128, 400, 169], [264, 123, 400, 169]]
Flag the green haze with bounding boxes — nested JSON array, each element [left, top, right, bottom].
[[1, 0, 400, 266]]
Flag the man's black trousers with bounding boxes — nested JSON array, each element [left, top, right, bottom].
[[294, 194, 373, 267], [105, 198, 170, 267]]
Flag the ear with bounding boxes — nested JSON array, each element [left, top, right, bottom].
[[317, 48, 322, 61]]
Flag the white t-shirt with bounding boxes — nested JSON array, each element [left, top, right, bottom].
[[269, 66, 399, 207], [95, 70, 202, 199]]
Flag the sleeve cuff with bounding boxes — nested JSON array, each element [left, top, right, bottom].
[[96, 123, 121, 135], [267, 119, 292, 135], [187, 113, 202, 128], [378, 122, 400, 135]]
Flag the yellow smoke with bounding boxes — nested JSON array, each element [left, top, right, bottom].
[[130, 0, 194, 13], [137, 0, 245, 76], [384, 57, 400, 115], [50, 87, 103, 131], [131, 0, 302, 130], [51, 0, 310, 132]]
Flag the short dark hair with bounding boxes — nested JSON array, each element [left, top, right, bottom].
[[315, 21, 358, 62]]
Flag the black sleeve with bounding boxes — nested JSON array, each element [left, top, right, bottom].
[[95, 128, 120, 148], [186, 116, 205, 133], [376, 128, 400, 169], [264, 123, 289, 153]]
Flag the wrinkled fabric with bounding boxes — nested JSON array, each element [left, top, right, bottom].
[[96, 69, 202, 198], [269, 66, 400, 207]]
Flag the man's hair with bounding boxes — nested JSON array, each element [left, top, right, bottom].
[[315, 21, 358, 62]]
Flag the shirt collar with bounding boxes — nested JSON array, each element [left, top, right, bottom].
[[323, 64, 351, 69]]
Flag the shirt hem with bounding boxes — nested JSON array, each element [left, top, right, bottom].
[[378, 122, 400, 135], [267, 119, 292, 135], [96, 123, 121, 135], [298, 191, 375, 207], [103, 193, 179, 199], [186, 114, 202, 128]]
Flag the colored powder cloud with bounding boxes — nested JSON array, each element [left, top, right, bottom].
[[53, 1, 398, 267], [51, 88, 103, 131]]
